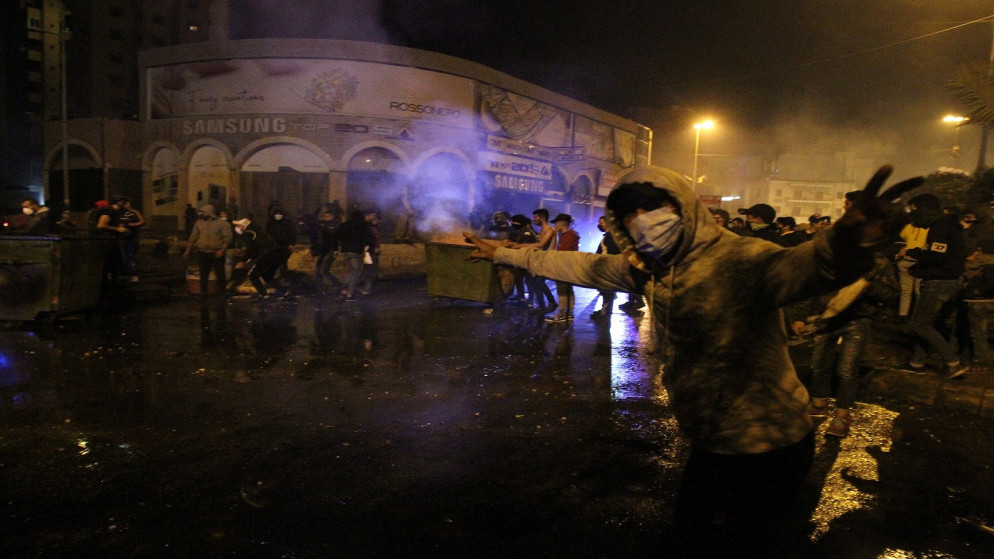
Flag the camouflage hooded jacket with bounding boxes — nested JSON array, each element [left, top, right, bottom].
[[494, 166, 870, 455]]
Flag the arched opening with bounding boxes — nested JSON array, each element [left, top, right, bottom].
[[188, 145, 231, 213], [347, 147, 405, 242], [409, 153, 472, 240], [48, 144, 101, 213], [240, 144, 330, 226]]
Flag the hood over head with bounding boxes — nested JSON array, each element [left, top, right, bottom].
[[605, 166, 724, 273], [199, 204, 216, 217]]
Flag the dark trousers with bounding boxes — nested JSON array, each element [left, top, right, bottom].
[[675, 432, 815, 558], [196, 250, 226, 295], [248, 251, 286, 295]]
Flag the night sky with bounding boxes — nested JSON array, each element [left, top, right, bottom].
[[230, 0, 994, 177]]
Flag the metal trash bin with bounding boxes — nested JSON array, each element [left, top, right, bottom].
[[0, 235, 112, 320], [425, 242, 512, 303]]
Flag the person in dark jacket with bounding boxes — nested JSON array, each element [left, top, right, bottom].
[[897, 193, 968, 378], [18, 198, 53, 235], [775, 216, 807, 246], [266, 204, 296, 271], [332, 209, 374, 301], [738, 203, 780, 244], [232, 217, 289, 299], [312, 208, 343, 294]]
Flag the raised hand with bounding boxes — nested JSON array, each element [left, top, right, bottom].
[[833, 165, 923, 246], [462, 232, 499, 261]]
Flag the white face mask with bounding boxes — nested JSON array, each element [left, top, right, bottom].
[[273, 214, 284, 221], [627, 206, 683, 259], [234, 226, 244, 235], [22, 207, 34, 215]]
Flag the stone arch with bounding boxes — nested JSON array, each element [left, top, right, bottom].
[[236, 139, 332, 222], [345, 146, 408, 241], [180, 138, 234, 169], [188, 145, 232, 212], [45, 140, 103, 212]]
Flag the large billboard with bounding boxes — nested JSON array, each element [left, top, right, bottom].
[[147, 58, 475, 129]]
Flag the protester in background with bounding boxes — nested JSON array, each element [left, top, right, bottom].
[[487, 211, 512, 240], [806, 214, 832, 241], [463, 165, 919, 557], [803, 244, 900, 438], [86, 200, 109, 233], [738, 203, 780, 244], [511, 208, 558, 313], [544, 213, 579, 323], [17, 198, 53, 235], [96, 197, 128, 287], [591, 215, 621, 319], [117, 196, 145, 282], [266, 204, 296, 273], [332, 209, 375, 302], [961, 237, 994, 373], [359, 208, 381, 296], [898, 192, 969, 379], [710, 208, 730, 230], [775, 216, 807, 246], [896, 208, 929, 319], [508, 214, 536, 306], [231, 217, 289, 299], [312, 207, 343, 295], [727, 217, 750, 236], [183, 204, 233, 298]]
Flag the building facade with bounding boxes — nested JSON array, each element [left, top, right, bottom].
[[133, 39, 651, 240]]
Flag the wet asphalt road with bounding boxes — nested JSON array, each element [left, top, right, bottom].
[[2, 279, 994, 558]]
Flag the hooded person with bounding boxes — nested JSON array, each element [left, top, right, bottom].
[[183, 204, 233, 297], [463, 165, 920, 557], [231, 217, 289, 298]]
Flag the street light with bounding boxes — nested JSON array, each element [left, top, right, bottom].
[[692, 120, 714, 190], [943, 115, 969, 164]]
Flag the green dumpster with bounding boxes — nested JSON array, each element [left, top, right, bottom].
[[0, 235, 111, 320], [425, 242, 508, 303]]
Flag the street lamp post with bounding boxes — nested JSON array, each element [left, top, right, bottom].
[[943, 115, 968, 165], [691, 120, 714, 190], [60, 14, 69, 211]]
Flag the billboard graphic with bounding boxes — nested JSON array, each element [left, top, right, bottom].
[[148, 59, 474, 129]]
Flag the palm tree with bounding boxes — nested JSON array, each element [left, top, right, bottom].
[[949, 61, 994, 173]]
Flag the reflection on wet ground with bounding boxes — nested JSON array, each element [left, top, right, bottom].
[[2, 279, 994, 557]]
